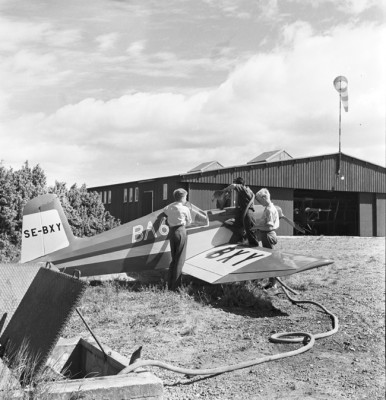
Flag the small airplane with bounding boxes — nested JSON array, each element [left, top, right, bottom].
[[304, 207, 332, 213], [20, 193, 333, 284]]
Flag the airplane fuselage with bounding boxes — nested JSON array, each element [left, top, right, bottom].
[[33, 206, 239, 278], [21, 194, 333, 283]]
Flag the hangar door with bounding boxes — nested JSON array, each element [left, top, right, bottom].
[[142, 191, 154, 215], [293, 190, 358, 236]]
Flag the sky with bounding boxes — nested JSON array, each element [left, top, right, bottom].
[[0, 0, 384, 188]]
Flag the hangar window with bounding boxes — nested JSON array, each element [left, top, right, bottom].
[[123, 188, 128, 203], [135, 187, 139, 202], [163, 183, 168, 200], [129, 188, 133, 202], [103, 191, 107, 204], [107, 190, 112, 204]]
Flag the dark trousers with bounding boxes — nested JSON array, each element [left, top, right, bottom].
[[258, 230, 278, 286], [168, 225, 187, 291], [257, 230, 278, 249], [244, 209, 259, 246]]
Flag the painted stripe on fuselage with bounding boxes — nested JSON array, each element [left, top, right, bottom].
[[52, 218, 229, 265], [57, 238, 171, 268], [55, 225, 233, 276]]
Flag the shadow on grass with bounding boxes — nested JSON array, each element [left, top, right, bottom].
[[88, 275, 287, 319], [182, 278, 288, 319]]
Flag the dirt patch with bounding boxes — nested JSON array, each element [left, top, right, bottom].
[[63, 236, 385, 399]]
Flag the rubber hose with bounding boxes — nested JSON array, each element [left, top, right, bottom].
[[273, 278, 339, 342]]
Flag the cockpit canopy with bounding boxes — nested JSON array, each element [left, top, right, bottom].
[[185, 202, 209, 229]]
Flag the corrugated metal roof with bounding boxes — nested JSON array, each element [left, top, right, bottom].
[[187, 161, 224, 173], [180, 152, 386, 193], [89, 152, 386, 195], [183, 152, 385, 177]]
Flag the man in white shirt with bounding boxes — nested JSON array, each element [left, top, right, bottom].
[[255, 188, 280, 289], [163, 188, 192, 291], [255, 188, 279, 247]]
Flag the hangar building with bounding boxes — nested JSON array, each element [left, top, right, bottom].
[[89, 150, 386, 237]]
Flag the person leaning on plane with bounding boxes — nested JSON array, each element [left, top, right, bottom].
[[223, 177, 259, 247], [163, 188, 192, 291], [254, 188, 280, 289]]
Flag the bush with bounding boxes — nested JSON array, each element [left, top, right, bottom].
[[0, 161, 120, 262]]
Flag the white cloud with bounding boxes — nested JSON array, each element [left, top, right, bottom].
[[198, 21, 385, 160], [96, 32, 119, 51], [0, 15, 81, 113], [287, 0, 382, 14], [0, 16, 81, 51], [281, 21, 314, 46], [126, 40, 146, 58], [1, 9, 384, 186], [334, 0, 381, 14], [0, 17, 50, 51], [202, 0, 279, 20], [0, 48, 71, 103], [259, 0, 279, 20]]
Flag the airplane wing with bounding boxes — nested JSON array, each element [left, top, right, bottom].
[[183, 244, 333, 284]]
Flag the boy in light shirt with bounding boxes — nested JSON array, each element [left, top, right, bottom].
[[255, 188, 280, 289], [163, 188, 192, 291]]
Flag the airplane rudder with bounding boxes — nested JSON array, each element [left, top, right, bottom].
[[21, 194, 74, 263], [24, 194, 74, 236]]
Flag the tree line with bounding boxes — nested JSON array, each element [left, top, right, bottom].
[[0, 161, 120, 262]]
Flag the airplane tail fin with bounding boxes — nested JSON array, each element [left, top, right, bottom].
[[21, 194, 75, 263]]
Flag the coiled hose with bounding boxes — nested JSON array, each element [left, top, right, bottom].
[[118, 278, 339, 376]]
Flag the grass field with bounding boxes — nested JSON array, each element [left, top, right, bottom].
[[59, 236, 385, 399], [2, 236, 383, 399]]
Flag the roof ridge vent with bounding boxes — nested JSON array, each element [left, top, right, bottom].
[[247, 150, 293, 164], [187, 161, 224, 173]]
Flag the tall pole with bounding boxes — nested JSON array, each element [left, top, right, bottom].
[[337, 80, 342, 175], [333, 76, 348, 177]]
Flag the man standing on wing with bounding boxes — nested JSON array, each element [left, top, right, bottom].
[[223, 177, 259, 247]]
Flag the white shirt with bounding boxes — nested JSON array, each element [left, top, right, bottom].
[[260, 203, 280, 231], [163, 202, 192, 227]]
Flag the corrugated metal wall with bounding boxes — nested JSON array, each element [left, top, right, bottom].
[[376, 194, 386, 236], [267, 187, 293, 236], [359, 193, 375, 237], [88, 153, 385, 236], [90, 175, 184, 223], [188, 183, 294, 236], [187, 183, 225, 210]]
